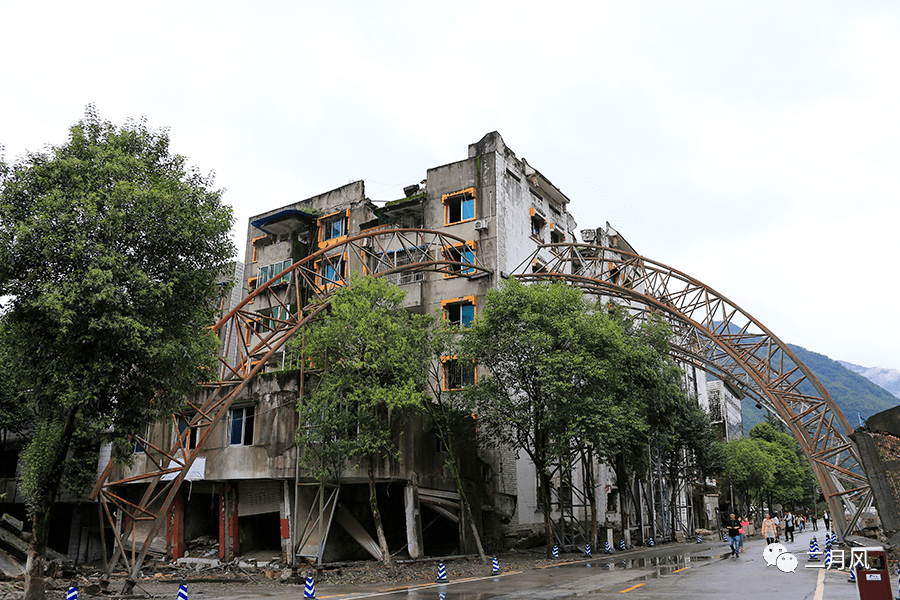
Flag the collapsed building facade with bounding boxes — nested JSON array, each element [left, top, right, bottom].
[[1, 132, 722, 568]]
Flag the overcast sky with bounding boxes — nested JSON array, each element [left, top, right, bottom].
[[2, 1, 898, 371]]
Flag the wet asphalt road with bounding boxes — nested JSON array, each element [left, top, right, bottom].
[[131, 528, 891, 600]]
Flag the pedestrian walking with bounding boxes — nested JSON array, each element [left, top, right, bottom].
[[823, 510, 830, 531], [773, 513, 781, 542], [726, 513, 742, 557], [799, 514, 805, 533], [761, 513, 777, 544], [739, 516, 749, 554], [811, 513, 818, 531], [784, 511, 795, 542]]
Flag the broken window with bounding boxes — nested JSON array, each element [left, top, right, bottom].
[[443, 188, 476, 225], [176, 415, 199, 451], [550, 226, 564, 245], [530, 207, 546, 241], [443, 242, 476, 277], [442, 357, 476, 390], [318, 210, 349, 247], [258, 259, 293, 286], [442, 296, 476, 327], [230, 406, 255, 446], [315, 254, 346, 291]]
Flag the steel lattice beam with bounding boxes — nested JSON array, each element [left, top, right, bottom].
[[91, 235, 867, 577], [511, 243, 867, 536], [90, 228, 489, 578]]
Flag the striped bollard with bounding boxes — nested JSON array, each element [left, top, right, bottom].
[[604, 541, 612, 554], [619, 539, 626, 551], [648, 537, 654, 547], [848, 567, 856, 584], [66, 586, 78, 600], [552, 545, 559, 558], [492, 556, 500, 575], [831, 532, 838, 546], [723, 532, 728, 542], [824, 548, 832, 569], [696, 534, 702, 544], [808, 539, 819, 561], [304, 575, 316, 598], [436, 562, 449, 582], [178, 580, 188, 600], [585, 543, 591, 557]]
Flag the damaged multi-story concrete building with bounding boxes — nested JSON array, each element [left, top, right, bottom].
[[0, 132, 716, 568]]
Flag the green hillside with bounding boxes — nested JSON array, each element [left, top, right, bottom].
[[741, 344, 899, 434]]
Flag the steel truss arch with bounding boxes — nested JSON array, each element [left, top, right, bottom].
[[511, 242, 868, 537], [91, 228, 491, 579]]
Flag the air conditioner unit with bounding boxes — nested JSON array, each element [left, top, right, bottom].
[[474, 218, 489, 231]]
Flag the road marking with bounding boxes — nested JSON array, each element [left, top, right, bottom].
[[673, 566, 690, 573], [813, 568, 825, 600], [318, 571, 523, 599], [619, 583, 645, 593]]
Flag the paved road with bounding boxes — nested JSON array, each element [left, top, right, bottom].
[[133, 528, 889, 599]]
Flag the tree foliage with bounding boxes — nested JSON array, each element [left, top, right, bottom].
[[293, 274, 432, 563], [0, 106, 234, 599], [720, 422, 817, 516], [461, 279, 721, 550]]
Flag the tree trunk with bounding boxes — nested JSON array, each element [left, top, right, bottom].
[[583, 449, 598, 549], [25, 406, 79, 600], [368, 466, 391, 565], [539, 466, 554, 557]]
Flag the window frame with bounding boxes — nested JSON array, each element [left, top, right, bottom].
[[442, 241, 477, 278], [441, 356, 477, 390], [317, 210, 350, 248], [314, 253, 347, 292], [442, 187, 477, 225], [229, 405, 256, 446], [441, 295, 477, 327]]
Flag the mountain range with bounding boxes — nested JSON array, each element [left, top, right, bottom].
[[740, 345, 900, 433]]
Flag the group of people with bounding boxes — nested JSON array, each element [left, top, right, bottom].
[[725, 509, 830, 556]]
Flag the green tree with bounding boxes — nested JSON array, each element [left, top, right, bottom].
[[721, 436, 776, 516], [421, 317, 487, 560], [294, 274, 432, 564], [0, 107, 234, 600], [748, 422, 817, 510], [462, 279, 633, 555]]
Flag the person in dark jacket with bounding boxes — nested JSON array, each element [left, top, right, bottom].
[[725, 513, 742, 557]]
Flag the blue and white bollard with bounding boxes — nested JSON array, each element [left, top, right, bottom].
[[848, 567, 856, 584], [619, 539, 626, 551], [585, 543, 591, 557], [492, 556, 500, 575], [66, 586, 78, 600], [604, 541, 613, 554], [696, 534, 702, 544], [648, 537, 655, 547], [178, 581, 188, 600], [831, 532, 838, 546], [824, 548, 833, 569], [723, 532, 728, 542], [304, 575, 316, 599], [436, 562, 449, 582], [552, 545, 559, 558], [808, 539, 819, 561]]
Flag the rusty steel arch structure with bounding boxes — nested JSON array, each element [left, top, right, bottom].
[[91, 231, 869, 578], [510, 242, 870, 538], [90, 228, 489, 579]]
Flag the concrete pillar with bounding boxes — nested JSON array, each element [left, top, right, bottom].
[[280, 480, 292, 562], [219, 484, 239, 561], [168, 492, 185, 560], [404, 483, 423, 559]]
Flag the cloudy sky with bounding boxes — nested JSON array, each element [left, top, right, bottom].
[[2, 1, 898, 370]]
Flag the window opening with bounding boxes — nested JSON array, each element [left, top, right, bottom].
[[258, 259, 293, 286], [443, 242, 476, 277], [318, 210, 349, 247], [442, 357, 476, 390], [176, 415, 199, 451], [442, 296, 476, 327], [529, 207, 546, 241], [230, 406, 255, 446], [442, 188, 476, 225], [316, 254, 347, 291]]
